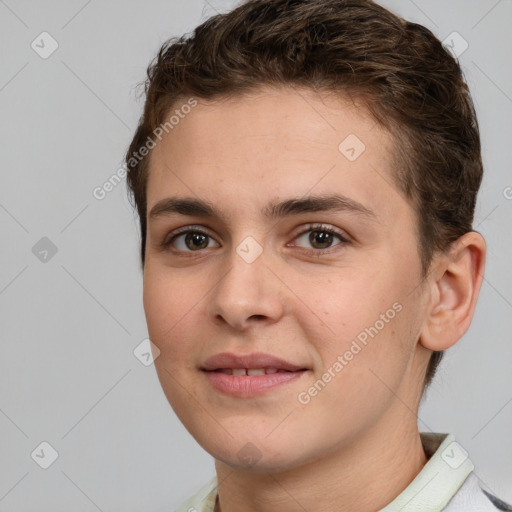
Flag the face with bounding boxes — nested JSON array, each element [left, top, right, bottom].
[[143, 86, 431, 472]]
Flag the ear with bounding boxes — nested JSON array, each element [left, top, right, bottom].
[[419, 231, 486, 351]]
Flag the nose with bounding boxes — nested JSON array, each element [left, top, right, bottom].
[[207, 244, 285, 332]]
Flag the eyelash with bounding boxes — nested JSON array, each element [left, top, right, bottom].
[[160, 223, 350, 257]]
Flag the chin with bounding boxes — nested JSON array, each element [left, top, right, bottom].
[[198, 434, 313, 474], [213, 450, 300, 474]]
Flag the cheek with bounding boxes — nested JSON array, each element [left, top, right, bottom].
[[294, 266, 415, 379], [295, 271, 392, 345], [143, 269, 193, 354], [143, 271, 168, 344]]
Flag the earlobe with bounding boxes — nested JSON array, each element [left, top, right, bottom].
[[419, 232, 486, 352]]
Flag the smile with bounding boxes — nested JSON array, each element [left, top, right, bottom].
[[214, 368, 288, 375], [202, 368, 307, 397]]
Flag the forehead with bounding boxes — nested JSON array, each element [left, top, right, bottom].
[[159, 87, 386, 154], [146, 86, 405, 223]]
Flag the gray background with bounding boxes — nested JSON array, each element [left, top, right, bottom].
[[0, 0, 510, 510]]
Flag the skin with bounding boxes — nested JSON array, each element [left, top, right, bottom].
[[142, 86, 486, 512]]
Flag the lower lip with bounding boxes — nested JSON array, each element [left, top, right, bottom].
[[202, 370, 306, 397]]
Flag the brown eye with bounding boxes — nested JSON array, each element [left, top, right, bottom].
[[164, 228, 220, 252], [308, 230, 335, 249], [293, 225, 349, 252], [183, 232, 209, 250]]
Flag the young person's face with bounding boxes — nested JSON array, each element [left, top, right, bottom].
[[143, 86, 432, 471]]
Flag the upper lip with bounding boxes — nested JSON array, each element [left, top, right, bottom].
[[201, 352, 307, 371]]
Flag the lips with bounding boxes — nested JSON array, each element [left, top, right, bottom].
[[200, 352, 307, 373], [201, 352, 308, 397]]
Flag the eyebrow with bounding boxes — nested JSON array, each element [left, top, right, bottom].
[[148, 194, 377, 222]]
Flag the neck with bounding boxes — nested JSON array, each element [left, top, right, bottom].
[[214, 412, 428, 512]]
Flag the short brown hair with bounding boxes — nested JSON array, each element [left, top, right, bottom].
[[125, 0, 483, 391]]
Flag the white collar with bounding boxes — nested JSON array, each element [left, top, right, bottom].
[[379, 432, 474, 511]]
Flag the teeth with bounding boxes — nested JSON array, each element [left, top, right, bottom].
[[218, 368, 281, 376], [247, 368, 265, 376]]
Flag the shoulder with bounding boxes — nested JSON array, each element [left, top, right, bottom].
[[173, 476, 218, 512], [443, 473, 512, 512]]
